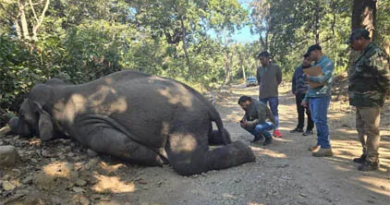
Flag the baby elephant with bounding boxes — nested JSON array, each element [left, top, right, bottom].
[[9, 71, 255, 176]]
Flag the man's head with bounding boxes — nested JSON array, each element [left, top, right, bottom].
[[305, 44, 322, 62], [238, 96, 252, 110], [257, 51, 270, 67], [302, 54, 312, 67], [346, 28, 371, 51]]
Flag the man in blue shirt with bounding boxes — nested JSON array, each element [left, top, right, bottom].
[[301, 44, 334, 157]]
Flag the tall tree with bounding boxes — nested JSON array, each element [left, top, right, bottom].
[[352, 0, 377, 37]]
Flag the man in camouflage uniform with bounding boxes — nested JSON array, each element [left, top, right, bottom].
[[347, 28, 390, 171]]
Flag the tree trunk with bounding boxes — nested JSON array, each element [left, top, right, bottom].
[[352, 0, 377, 37], [222, 54, 232, 86], [241, 60, 246, 81], [18, 0, 30, 40], [31, 0, 51, 41], [315, 5, 320, 44], [220, 50, 234, 90], [179, 15, 193, 78], [349, 0, 377, 71], [13, 19, 22, 39]]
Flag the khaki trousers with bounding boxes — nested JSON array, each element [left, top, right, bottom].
[[356, 107, 381, 162]]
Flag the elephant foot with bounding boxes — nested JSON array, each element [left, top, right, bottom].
[[208, 128, 232, 146], [168, 140, 256, 176], [231, 141, 256, 163]]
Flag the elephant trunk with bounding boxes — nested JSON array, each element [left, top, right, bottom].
[[8, 117, 33, 137]]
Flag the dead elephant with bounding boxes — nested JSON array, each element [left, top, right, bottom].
[[9, 71, 255, 175]]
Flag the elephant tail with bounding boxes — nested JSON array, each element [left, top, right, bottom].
[[210, 110, 231, 145]]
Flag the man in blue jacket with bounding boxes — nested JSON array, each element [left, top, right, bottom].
[[301, 44, 334, 157]]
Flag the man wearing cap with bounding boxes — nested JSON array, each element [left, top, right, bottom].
[[238, 96, 275, 146], [301, 44, 334, 157], [256, 51, 283, 138], [291, 55, 314, 136], [347, 28, 390, 171]]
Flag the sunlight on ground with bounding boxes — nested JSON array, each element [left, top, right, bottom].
[[250, 146, 288, 158], [358, 176, 390, 196], [92, 174, 136, 193], [99, 161, 126, 173], [27, 138, 42, 146], [43, 161, 73, 178]]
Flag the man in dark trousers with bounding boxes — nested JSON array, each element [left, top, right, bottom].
[[291, 55, 314, 136], [347, 28, 390, 171], [238, 96, 276, 146], [256, 51, 283, 138]]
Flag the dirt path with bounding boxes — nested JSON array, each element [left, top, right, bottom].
[[1, 85, 389, 205]]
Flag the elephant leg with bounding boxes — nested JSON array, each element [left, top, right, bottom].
[[208, 128, 232, 145], [76, 125, 165, 166], [167, 131, 255, 176]]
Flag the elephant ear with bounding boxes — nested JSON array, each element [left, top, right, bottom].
[[33, 101, 54, 141]]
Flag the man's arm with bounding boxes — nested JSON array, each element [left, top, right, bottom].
[[256, 67, 261, 85], [301, 92, 309, 107], [307, 61, 334, 84], [292, 68, 298, 94], [245, 105, 267, 127], [242, 113, 247, 121], [276, 65, 282, 85], [372, 52, 390, 92]]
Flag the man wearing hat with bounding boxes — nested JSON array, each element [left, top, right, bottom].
[[347, 28, 390, 171], [301, 44, 334, 157]]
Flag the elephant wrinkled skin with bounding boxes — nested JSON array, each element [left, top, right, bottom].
[[9, 71, 255, 175]]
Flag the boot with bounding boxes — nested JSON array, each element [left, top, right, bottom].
[[263, 137, 272, 146], [353, 154, 366, 164], [302, 130, 314, 136], [290, 128, 303, 133], [358, 160, 379, 171], [308, 145, 320, 152], [251, 134, 264, 143], [312, 148, 333, 157]]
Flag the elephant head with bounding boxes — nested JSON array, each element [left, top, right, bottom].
[[9, 79, 63, 141]]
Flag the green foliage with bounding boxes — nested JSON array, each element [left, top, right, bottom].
[[1, 0, 389, 113], [250, 0, 352, 76], [0, 35, 45, 111], [0, 0, 249, 111]]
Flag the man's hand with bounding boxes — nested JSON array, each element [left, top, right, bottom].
[[303, 74, 310, 81], [240, 120, 247, 127], [301, 101, 308, 108]]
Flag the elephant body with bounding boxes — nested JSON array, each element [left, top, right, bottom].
[[10, 71, 255, 175]]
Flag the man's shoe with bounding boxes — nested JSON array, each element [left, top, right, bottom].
[[353, 155, 366, 164], [308, 145, 320, 152], [358, 161, 379, 171], [290, 128, 303, 133], [251, 134, 264, 143], [312, 148, 333, 157], [302, 130, 314, 136], [273, 129, 283, 138], [263, 137, 272, 146]]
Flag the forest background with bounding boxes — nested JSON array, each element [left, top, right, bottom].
[[0, 0, 389, 112]]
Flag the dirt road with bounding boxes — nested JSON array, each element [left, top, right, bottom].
[[1, 85, 389, 205]]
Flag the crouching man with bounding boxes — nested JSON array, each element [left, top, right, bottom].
[[238, 96, 276, 146]]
